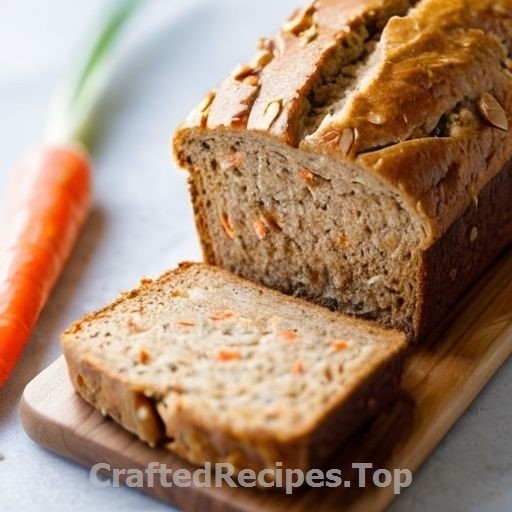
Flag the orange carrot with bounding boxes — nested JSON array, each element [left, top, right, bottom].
[[0, 1, 141, 387], [0, 146, 91, 386]]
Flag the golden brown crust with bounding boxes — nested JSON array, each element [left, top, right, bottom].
[[63, 353, 165, 446], [415, 159, 512, 339], [205, 0, 414, 141], [175, 0, 512, 241], [309, 1, 508, 151], [357, 115, 511, 239]]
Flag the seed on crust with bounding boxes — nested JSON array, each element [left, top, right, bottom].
[[231, 63, 256, 81], [283, 4, 316, 35], [470, 226, 478, 243], [274, 33, 287, 56], [252, 49, 274, 69], [339, 127, 356, 156], [299, 23, 318, 46], [244, 75, 259, 87], [187, 90, 216, 128], [262, 100, 283, 130], [367, 111, 386, 125], [136, 406, 149, 421], [478, 93, 508, 131], [198, 90, 216, 113], [258, 37, 276, 53]]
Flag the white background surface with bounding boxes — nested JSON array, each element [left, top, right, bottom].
[[0, 1, 510, 511]]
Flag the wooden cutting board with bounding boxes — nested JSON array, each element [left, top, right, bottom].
[[20, 249, 512, 512]]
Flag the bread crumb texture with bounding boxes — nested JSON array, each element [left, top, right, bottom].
[[62, 263, 405, 471], [173, 0, 512, 340]]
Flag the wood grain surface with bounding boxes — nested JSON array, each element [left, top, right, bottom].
[[20, 249, 512, 512]]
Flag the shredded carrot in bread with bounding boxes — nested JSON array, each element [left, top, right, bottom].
[[299, 169, 315, 182], [219, 213, 235, 238], [332, 340, 348, 351], [138, 348, 151, 364], [209, 309, 235, 321], [253, 219, 268, 240], [225, 152, 245, 168], [291, 359, 304, 374], [178, 321, 195, 328], [277, 330, 299, 342], [216, 347, 241, 362], [336, 234, 349, 247], [126, 317, 148, 333]]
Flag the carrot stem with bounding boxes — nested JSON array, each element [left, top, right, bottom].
[[46, 0, 142, 146]]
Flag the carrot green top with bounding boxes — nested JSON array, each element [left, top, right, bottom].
[[46, 0, 142, 147]]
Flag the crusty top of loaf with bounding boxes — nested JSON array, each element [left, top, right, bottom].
[[175, 0, 512, 239], [62, 262, 406, 443]]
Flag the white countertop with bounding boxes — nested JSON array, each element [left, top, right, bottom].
[[0, 1, 510, 510]]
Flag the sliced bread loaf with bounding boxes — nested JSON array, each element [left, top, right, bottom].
[[62, 262, 406, 473], [173, 0, 512, 341]]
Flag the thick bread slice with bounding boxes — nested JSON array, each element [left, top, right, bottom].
[[62, 262, 406, 473], [173, 0, 512, 340]]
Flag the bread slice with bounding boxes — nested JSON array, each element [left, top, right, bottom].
[[173, 0, 512, 341], [62, 262, 406, 473]]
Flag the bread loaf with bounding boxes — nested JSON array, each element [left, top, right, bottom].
[[62, 262, 406, 473], [173, 0, 512, 340]]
